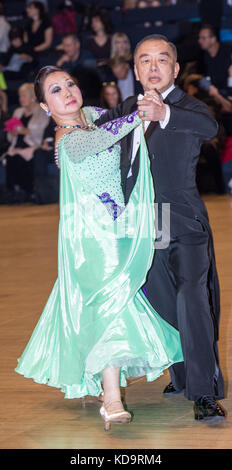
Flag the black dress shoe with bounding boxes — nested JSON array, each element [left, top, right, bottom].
[[163, 382, 184, 396], [194, 396, 226, 422]]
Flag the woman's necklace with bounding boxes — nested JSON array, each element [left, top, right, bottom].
[[54, 114, 98, 167], [54, 122, 97, 131]]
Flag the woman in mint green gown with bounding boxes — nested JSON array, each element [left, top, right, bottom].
[[15, 66, 183, 430]]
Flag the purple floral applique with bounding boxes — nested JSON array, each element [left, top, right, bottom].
[[92, 107, 109, 117], [99, 111, 138, 135], [97, 192, 124, 220]]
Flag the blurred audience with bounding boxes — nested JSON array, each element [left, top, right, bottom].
[[198, 24, 232, 94], [56, 34, 94, 73], [85, 8, 112, 80], [137, 0, 162, 7], [0, 0, 231, 202], [100, 81, 122, 109], [4, 83, 49, 203], [52, 1, 78, 36], [0, 27, 35, 81], [183, 73, 226, 194], [109, 56, 135, 100], [0, 2, 10, 56], [24, 1, 53, 53], [220, 136, 232, 194], [110, 33, 132, 63]]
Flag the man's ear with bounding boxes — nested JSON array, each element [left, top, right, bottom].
[[134, 64, 139, 82], [174, 62, 180, 79]]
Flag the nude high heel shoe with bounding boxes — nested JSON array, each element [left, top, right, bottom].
[[99, 400, 131, 431]]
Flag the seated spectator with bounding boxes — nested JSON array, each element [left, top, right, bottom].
[[52, 1, 78, 36], [33, 118, 59, 204], [0, 89, 9, 157], [184, 73, 232, 114], [0, 27, 36, 81], [0, 2, 10, 56], [220, 136, 232, 194], [110, 33, 132, 63], [24, 1, 53, 53], [137, 0, 162, 7], [109, 56, 136, 100], [4, 83, 49, 203], [0, 88, 7, 114], [26, 0, 48, 9], [85, 8, 113, 80], [198, 24, 232, 94], [100, 81, 122, 109], [124, 0, 138, 8], [183, 73, 225, 194], [56, 34, 94, 73]]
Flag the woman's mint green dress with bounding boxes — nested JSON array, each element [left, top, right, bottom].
[[15, 107, 183, 398]]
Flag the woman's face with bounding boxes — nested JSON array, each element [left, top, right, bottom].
[[104, 85, 119, 109], [91, 16, 104, 33], [115, 38, 129, 56], [40, 71, 83, 122], [26, 3, 40, 20], [19, 88, 34, 108]]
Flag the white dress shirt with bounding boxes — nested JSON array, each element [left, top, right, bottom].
[[127, 84, 175, 177]]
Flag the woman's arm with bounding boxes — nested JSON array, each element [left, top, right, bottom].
[[62, 111, 141, 163]]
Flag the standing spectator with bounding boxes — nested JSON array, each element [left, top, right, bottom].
[[56, 34, 94, 73], [0, 2, 10, 56], [109, 56, 136, 100], [198, 24, 232, 93], [5, 83, 49, 203], [85, 9, 112, 80], [100, 81, 122, 109], [24, 1, 53, 53], [110, 33, 132, 62]]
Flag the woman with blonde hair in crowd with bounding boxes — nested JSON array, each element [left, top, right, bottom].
[[110, 32, 132, 62], [5, 82, 49, 203]]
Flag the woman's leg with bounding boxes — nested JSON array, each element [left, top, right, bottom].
[[102, 365, 123, 412], [101, 365, 131, 430]]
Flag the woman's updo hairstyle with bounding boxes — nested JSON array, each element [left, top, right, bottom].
[[34, 65, 65, 103]]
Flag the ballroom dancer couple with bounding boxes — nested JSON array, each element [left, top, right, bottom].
[[15, 34, 225, 430]]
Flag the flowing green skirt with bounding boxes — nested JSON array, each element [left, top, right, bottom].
[[15, 131, 183, 398]]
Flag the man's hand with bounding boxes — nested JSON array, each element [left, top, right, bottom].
[[137, 90, 166, 121], [56, 54, 69, 67]]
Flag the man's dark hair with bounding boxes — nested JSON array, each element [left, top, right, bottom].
[[62, 33, 80, 43], [109, 56, 130, 69], [134, 34, 177, 62], [199, 24, 219, 41], [9, 27, 24, 41]]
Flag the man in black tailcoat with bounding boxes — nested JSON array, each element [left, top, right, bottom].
[[95, 34, 226, 421]]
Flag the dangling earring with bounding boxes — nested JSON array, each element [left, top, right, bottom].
[[46, 109, 51, 116]]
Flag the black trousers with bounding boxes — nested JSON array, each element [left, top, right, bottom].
[[144, 225, 225, 401], [6, 153, 34, 194]]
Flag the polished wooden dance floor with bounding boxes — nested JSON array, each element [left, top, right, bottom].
[[0, 195, 232, 450]]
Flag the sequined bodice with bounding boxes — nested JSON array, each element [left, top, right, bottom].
[[58, 107, 141, 215]]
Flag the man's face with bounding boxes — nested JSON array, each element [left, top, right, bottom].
[[112, 63, 129, 80], [198, 29, 215, 51], [62, 37, 80, 59], [134, 39, 179, 93]]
